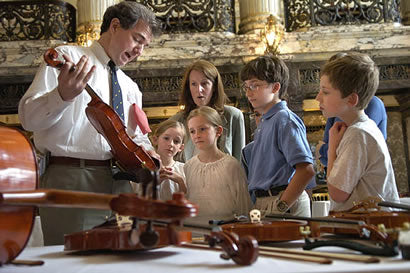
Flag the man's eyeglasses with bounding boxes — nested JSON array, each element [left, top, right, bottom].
[[241, 82, 268, 93]]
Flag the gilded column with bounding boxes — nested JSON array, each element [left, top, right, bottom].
[[77, 0, 119, 46], [238, 0, 283, 34]]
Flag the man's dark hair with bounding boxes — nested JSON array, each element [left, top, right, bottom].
[[100, 2, 161, 36]]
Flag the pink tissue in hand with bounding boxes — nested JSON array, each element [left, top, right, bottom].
[[132, 103, 151, 134]]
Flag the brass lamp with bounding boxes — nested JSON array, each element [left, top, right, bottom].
[[260, 14, 284, 55], [77, 23, 100, 47]]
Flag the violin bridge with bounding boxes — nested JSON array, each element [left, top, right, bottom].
[[299, 226, 311, 236], [115, 214, 133, 231]]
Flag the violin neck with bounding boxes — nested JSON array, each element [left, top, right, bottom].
[[378, 201, 410, 211], [151, 219, 213, 235], [0, 189, 113, 210], [84, 85, 101, 101], [266, 214, 365, 227]]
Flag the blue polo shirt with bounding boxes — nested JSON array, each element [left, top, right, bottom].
[[247, 101, 314, 193]]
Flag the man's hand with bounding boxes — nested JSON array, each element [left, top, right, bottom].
[[57, 54, 96, 101]]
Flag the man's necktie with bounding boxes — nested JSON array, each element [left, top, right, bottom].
[[108, 60, 124, 121]]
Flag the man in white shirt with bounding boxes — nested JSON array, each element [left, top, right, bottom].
[[18, 2, 161, 245]]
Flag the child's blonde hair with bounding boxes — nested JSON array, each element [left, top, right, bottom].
[[187, 106, 224, 149], [152, 119, 186, 149]]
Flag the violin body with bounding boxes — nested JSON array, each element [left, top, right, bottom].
[[327, 210, 410, 238], [64, 223, 192, 251], [0, 126, 37, 264], [85, 98, 157, 172]]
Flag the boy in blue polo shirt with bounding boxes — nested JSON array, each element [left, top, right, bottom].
[[240, 55, 315, 217]]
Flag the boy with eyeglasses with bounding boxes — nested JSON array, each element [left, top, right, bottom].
[[240, 55, 315, 217]]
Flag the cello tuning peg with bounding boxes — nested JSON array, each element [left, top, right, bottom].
[[140, 222, 160, 248], [140, 229, 160, 248]]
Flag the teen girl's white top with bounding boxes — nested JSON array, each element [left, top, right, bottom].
[[184, 154, 252, 221]]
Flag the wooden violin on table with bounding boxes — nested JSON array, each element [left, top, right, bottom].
[[324, 197, 410, 240], [216, 210, 399, 256], [0, 126, 258, 266]]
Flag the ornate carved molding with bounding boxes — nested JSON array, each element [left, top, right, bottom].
[[299, 63, 410, 85], [284, 0, 401, 32], [0, 0, 76, 42], [132, 71, 241, 105], [0, 83, 30, 114], [137, 0, 236, 33]]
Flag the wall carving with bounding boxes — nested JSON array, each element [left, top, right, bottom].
[[299, 63, 410, 86], [379, 64, 410, 81], [0, 0, 76, 42], [0, 83, 29, 114], [387, 112, 409, 193], [136, 0, 236, 33], [284, 0, 401, 32], [132, 71, 241, 106]]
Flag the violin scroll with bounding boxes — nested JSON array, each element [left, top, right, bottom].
[[205, 230, 258, 266], [44, 48, 64, 69]]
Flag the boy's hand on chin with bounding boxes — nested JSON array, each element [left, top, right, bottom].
[[329, 121, 348, 150]]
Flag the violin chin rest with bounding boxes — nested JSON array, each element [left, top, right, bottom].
[[303, 238, 399, 257]]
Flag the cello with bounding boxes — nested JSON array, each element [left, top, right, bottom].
[[0, 126, 258, 266]]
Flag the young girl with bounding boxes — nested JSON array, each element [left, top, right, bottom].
[[137, 119, 187, 201], [185, 106, 251, 222]]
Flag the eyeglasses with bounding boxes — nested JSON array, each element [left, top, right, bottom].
[[241, 82, 268, 93]]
